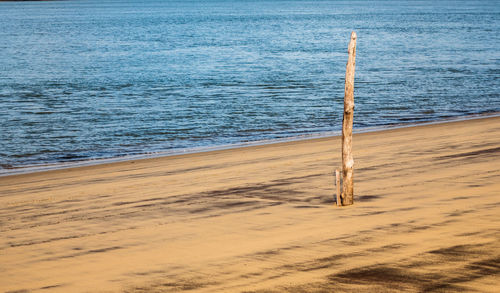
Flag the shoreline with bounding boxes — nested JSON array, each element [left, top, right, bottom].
[[2, 111, 499, 178], [1, 115, 499, 292]]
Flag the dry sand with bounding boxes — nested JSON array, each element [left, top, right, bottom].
[[1, 116, 499, 292]]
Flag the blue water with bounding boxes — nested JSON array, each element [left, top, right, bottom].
[[1, 0, 499, 171]]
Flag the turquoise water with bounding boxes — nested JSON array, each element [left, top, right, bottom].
[[1, 0, 499, 171]]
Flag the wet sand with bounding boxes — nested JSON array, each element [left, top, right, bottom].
[[1, 116, 499, 292]]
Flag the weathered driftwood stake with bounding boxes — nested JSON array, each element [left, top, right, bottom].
[[341, 31, 357, 206], [335, 169, 341, 206]]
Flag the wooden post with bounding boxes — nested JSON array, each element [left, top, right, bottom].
[[335, 169, 341, 206], [341, 31, 357, 206]]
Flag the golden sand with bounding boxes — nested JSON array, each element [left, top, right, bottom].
[[1, 116, 499, 292]]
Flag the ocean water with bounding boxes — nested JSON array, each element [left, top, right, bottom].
[[1, 0, 499, 172]]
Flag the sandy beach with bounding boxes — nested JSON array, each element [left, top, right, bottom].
[[1, 116, 499, 292]]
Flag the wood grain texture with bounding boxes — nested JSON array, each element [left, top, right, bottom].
[[341, 31, 357, 205]]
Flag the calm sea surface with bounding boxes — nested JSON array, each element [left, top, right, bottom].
[[1, 0, 499, 172]]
